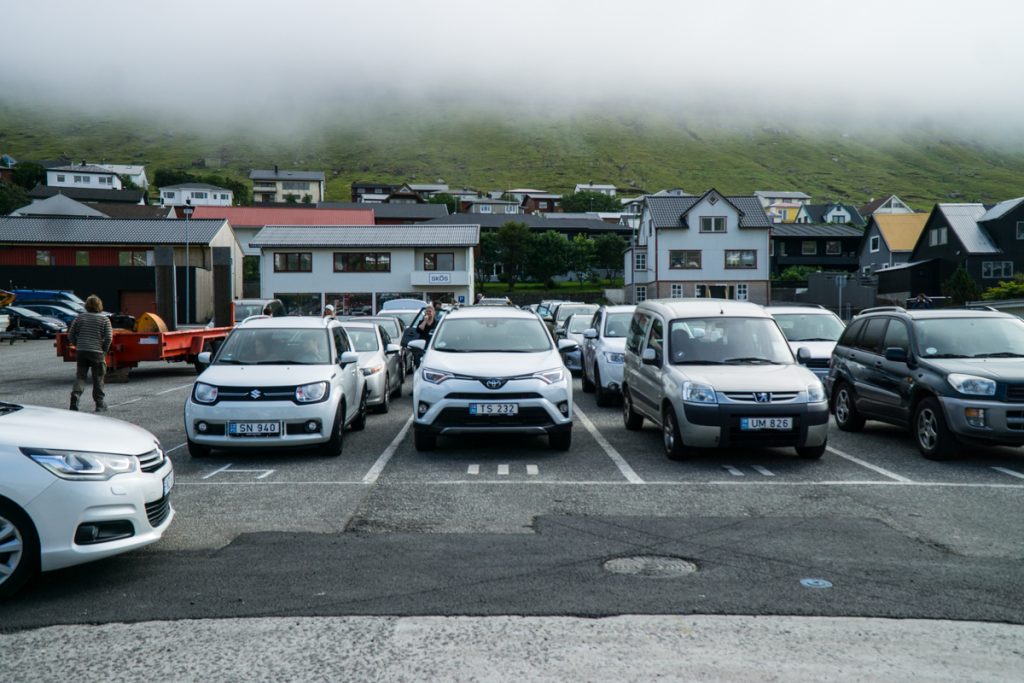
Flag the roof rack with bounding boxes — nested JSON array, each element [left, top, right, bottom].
[[963, 304, 998, 311], [856, 306, 905, 315], [766, 302, 827, 309]]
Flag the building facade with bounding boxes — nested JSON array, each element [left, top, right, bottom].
[[250, 168, 326, 204]]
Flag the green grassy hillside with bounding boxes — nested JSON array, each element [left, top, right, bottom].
[[2, 102, 1022, 210]]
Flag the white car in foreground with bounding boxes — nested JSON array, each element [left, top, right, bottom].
[[410, 307, 578, 451], [0, 402, 174, 598]]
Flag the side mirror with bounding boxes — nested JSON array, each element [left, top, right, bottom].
[[641, 347, 659, 365], [340, 351, 360, 366], [884, 346, 908, 363], [385, 343, 401, 355], [557, 339, 579, 353], [543, 314, 554, 322], [583, 328, 598, 339], [407, 339, 427, 352], [196, 351, 212, 367], [796, 347, 811, 364]]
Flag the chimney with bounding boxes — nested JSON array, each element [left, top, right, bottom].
[[274, 164, 279, 175], [80, 160, 86, 166]]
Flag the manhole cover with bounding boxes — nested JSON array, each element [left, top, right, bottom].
[[603, 555, 698, 577]]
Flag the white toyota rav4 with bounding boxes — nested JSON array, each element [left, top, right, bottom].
[[410, 306, 578, 451]]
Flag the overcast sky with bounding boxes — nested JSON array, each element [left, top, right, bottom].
[[3, 0, 1022, 134]]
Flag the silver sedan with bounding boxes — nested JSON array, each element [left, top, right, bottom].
[[340, 322, 403, 413]]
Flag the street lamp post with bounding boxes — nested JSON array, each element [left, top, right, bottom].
[[183, 200, 194, 325]]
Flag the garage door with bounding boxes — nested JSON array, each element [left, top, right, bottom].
[[120, 291, 156, 318]]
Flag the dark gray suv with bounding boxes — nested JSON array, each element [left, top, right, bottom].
[[827, 306, 1024, 460]]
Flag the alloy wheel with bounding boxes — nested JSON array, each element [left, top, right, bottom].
[[0, 516, 25, 589], [917, 407, 938, 451]]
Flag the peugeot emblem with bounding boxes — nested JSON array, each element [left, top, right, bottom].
[[250, 389, 262, 399], [485, 378, 503, 390], [755, 392, 771, 403]]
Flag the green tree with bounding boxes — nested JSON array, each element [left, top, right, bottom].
[[11, 162, 45, 190], [594, 233, 628, 280], [941, 265, 980, 305], [527, 231, 570, 287], [475, 231, 500, 286], [0, 181, 30, 214], [981, 273, 1024, 300], [567, 234, 597, 287], [775, 265, 819, 282], [428, 192, 458, 215], [561, 191, 621, 213], [495, 221, 533, 290]]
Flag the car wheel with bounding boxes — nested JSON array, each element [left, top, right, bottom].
[[392, 371, 402, 399], [581, 363, 595, 393], [595, 367, 613, 407], [796, 442, 827, 459], [662, 406, 687, 460], [0, 499, 39, 600], [914, 397, 957, 461], [832, 382, 865, 432], [549, 428, 572, 451], [414, 430, 436, 452], [622, 386, 644, 431], [375, 376, 391, 414], [351, 391, 367, 431], [321, 401, 344, 457], [187, 438, 211, 458]]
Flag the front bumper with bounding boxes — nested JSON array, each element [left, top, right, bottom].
[[364, 371, 388, 406], [564, 350, 582, 372], [680, 400, 829, 449], [185, 398, 337, 448], [596, 357, 625, 391], [28, 460, 174, 572], [939, 396, 1024, 446], [414, 377, 572, 436]]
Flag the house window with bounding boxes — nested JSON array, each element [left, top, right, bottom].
[[982, 261, 1014, 279], [98, 176, 113, 185], [190, 192, 208, 200], [1017, 221, 1024, 240], [424, 252, 454, 271], [283, 182, 309, 191], [670, 283, 683, 298], [163, 191, 175, 199], [220, 194, 230, 200], [36, 250, 53, 266], [505, 204, 518, 214], [634, 252, 647, 271], [735, 283, 749, 301], [694, 284, 703, 297], [334, 252, 391, 272], [636, 286, 647, 303], [274, 252, 313, 272], [700, 216, 726, 233], [826, 240, 841, 255], [75, 250, 89, 266], [479, 204, 493, 214], [870, 236, 880, 252], [778, 241, 787, 256], [668, 250, 701, 269], [56, 174, 65, 182], [725, 250, 757, 269], [74, 175, 89, 183], [801, 241, 818, 256], [118, 250, 153, 266], [769, 240, 775, 257], [830, 213, 847, 223], [929, 227, 948, 246]]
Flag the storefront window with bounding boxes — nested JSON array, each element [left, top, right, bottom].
[[275, 292, 321, 316], [326, 292, 373, 316], [376, 292, 425, 310]]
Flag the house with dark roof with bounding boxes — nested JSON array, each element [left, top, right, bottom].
[[858, 213, 928, 276], [11, 194, 174, 219], [250, 167, 326, 204], [158, 182, 233, 208], [27, 185, 148, 205], [317, 201, 448, 224], [794, 202, 866, 227], [769, 223, 864, 276], [521, 192, 562, 214], [351, 181, 399, 202], [625, 189, 772, 304], [46, 163, 123, 191], [250, 224, 480, 313], [0, 216, 241, 320], [421, 212, 629, 238], [859, 194, 915, 217]]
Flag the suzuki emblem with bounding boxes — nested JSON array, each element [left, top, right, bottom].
[[754, 392, 771, 403], [250, 389, 262, 399]]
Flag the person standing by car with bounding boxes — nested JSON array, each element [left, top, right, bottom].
[[68, 294, 113, 412], [417, 304, 439, 341]]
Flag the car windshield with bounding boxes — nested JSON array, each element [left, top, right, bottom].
[[378, 310, 418, 326], [773, 312, 845, 342], [7, 306, 41, 318], [567, 316, 591, 334], [556, 305, 596, 322], [215, 328, 331, 365], [343, 327, 380, 352], [234, 303, 267, 321], [433, 317, 552, 353], [914, 317, 1024, 358], [603, 312, 632, 338], [669, 317, 794, 364], [374, 319, 401, 337]]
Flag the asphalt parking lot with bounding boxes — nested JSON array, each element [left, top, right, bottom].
[[2, 337, 1024, 636]]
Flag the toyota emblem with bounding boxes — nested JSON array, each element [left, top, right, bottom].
[[485, 378, 503, 390]]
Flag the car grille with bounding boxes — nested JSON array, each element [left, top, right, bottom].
[[723, 391, 800, 403], [1006, 411, 1024, 430], [434, 406, 554, 428], [1006, 385, 1024, 402], [214, 386, 297, 401], [444, 392, 544, 400], [137, 448, 165, 473], [145, 495, 171, 527], [804, 358, 830, 369]]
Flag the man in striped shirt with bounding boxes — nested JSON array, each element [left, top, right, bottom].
[[69, 294, 114, 412]]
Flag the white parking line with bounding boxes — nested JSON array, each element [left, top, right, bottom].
[[172, 480, 1024, 489], [497, 464, 510, 476], [574, 405, 644, 484], [165, 442, 187, 454], [722, 465, 744, 476], [992, 466, 1024, 480], [156, 383, 194, 395], [467, 464, 480, 475], [826, 446, 913, 483], [527, 464, 539, 476], [361, 416, 413, 484], [202, 464, 232, 480], [111, 397, 144, 408], [751, 465, 775, 477]]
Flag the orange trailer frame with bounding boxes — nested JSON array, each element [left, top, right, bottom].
[[56, 326, 233, 372]]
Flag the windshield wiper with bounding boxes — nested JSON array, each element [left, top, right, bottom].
[[723, 357, 781, 364], [972, 352, 1024, 358], [791, 337, 836, 342], [216, 359, 249, 365], [673, 359, 724, 365], [925, 353, 969, 358]]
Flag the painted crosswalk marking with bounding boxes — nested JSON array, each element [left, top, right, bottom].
[[751, 465, 775, 477], [466, 464, 539, 476], [467, 464, 480, 475], [497, 464, 510, 476], [722, 465, 744, 476], [526, 465, 539, 476]]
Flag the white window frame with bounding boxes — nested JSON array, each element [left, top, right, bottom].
[[636, 286, 647, 303], [929, 227, 948, 246], [870, 235, 880, 253], [479, 204, 493, 214], [634, 252, 647, 271], [670, 283, 683, 298], [735, 283, 749, 301], [504, 204, 518, 214], [190, 191, 208, 200], [699, 216, 726, 233]]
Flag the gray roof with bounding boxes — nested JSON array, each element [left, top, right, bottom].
[[317, 202, 449, 219], [646, 193, 772, 229], [0, 217, 228, 245], [979, 197, 1024, 223], [250, 225, 480, 249], [936, 204, 998, 254], [160, 182, 231, 192], [249, 169, 325, 182], [27, 185, 148, 204], [770, 223, 864, 238], [48, 164, 117, 175], [754, 190, 811, 200], [802, 203, 866, 227], [420, 213, 628, 234], [10, 194, 107, 218]]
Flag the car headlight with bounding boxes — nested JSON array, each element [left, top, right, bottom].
[[295, 381, 329, 403], [533, 368, 565, 384], [21, 447, 137, 481], [603, 352, 625, 364], [947, 373, 996, 396], [807, 381, 826, 403], [193, 382, 218, 404], [682, 381, 717, 404], [422, 367, 453, 384], [361, 364, 384, 376]]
